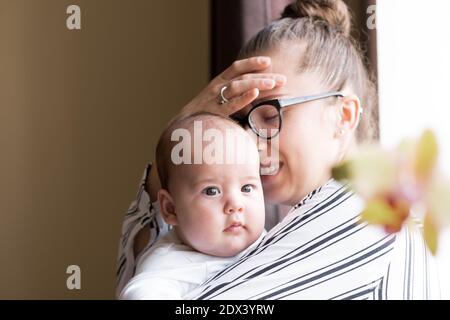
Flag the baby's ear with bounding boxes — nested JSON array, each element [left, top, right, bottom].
[[158, 189, 178, 226]]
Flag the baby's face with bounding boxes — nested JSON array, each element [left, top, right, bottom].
[[170, 141, 265, 257]]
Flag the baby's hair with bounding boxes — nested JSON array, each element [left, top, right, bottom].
[[155, 112, 246, 190]]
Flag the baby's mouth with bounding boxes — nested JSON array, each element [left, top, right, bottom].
[[224, 222, 244, 232]]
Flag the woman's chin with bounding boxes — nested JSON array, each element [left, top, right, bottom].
[[260, 163, 283, 198]]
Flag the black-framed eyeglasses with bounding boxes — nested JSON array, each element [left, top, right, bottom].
[[231, 91, 345, 139]]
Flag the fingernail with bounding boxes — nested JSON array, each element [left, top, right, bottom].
[[258, 57, 271, 65], [275, 75, 287, 84], [245, 88, 259, 98], [263, 79, 275, 87]]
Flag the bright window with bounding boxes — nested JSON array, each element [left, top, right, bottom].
[[377, 0, 450, 299]]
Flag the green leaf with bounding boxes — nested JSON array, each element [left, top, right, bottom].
[[361, 199, 403, 227], [423, 212, 439, 255], [416, 130, 438, 180], [331, 161, 351, 181], [427, 178, 450, 227], [347, 146, 397, 198]]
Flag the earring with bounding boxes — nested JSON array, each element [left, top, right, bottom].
[[335, 129, 344, 138]]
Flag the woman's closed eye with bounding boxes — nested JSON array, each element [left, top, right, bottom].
[[202, 186, 221, 197], [263, 113, 278, 122], [261, 108, 279, 123], [263, 117, 278, 127]]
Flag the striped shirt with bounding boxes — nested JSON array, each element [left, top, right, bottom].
[[116, 164, 441, 299]]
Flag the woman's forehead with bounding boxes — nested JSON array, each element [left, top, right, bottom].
[[264, 44, 305, 71], [258, 73, 322, 102]]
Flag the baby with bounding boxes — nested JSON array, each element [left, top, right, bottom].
[[119, 112, 265, 299]]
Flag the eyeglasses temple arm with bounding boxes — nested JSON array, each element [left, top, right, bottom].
[[278, 92, 345, 108]]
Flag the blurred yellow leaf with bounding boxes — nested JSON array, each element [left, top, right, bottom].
[[398, 138, 415, 154], [334, 129, 450, 247], [361, 199, 403, 228], [347, 146, 397, 198], [416, 130, 438, 181], [427, 178, 450, 227], [331, 161, 351, 181], [423, 212, 439, 255]]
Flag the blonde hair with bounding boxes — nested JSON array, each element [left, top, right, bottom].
[[239, 0, 378, 142]]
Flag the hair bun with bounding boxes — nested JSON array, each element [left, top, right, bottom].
[[281, 0, 352, 36]]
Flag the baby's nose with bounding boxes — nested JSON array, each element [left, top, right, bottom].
[[224, 198, 244, 215]]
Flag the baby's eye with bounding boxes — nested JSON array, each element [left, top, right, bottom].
[[241, 184, 254, 193], [202, 186, 221, 196]]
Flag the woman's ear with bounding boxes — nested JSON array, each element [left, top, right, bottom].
[[337, 94, 362, 134], [158, 189, 178, 226]]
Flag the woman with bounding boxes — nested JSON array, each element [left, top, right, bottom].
[[117, 0, 440, 299]]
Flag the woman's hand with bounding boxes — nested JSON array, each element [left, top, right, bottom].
[[179, 56, 287, 118], [145, 57, 286, 205]]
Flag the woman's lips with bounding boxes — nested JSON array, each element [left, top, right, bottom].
[[224, 222, 243, 233], [260, 162, 282, 176]]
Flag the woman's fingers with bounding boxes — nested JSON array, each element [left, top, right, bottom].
[[211, 74, 287, 116], [222, 79, 273, 103], [222, 76, 287, 102], [179, 57, 287, 119], [219, 56, 272, 82], [222, 88, 260, 115], [238, 73, 287, 83]]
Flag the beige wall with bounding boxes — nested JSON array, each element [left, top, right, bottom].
[[0, 0, 209, 299]]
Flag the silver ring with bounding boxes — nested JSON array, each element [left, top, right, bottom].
[[219, 86, 229, 105]]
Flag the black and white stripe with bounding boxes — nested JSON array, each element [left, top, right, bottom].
[[117, 164, 441, 299], [201, 183, 353, 286], [185, 182, 399, 300], [116, 164, 170, 297]]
